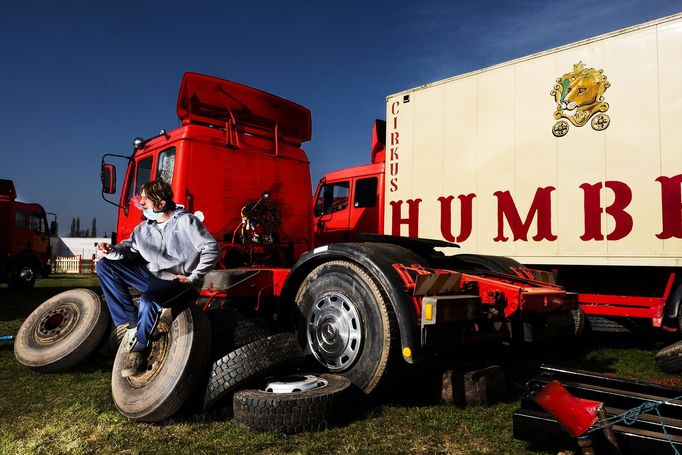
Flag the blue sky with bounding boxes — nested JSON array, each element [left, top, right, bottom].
[[1, 0, 681, 236]]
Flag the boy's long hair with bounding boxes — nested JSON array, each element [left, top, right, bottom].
[[141, 180, 177, 211]]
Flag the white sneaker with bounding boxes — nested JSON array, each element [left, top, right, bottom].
[[123, 327, 138, 352]]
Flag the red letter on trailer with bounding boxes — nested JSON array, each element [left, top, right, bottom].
[[390, 199, 422, 237], [494, 187, 557, 242], [580, 181, 633, 241], [656, 174, 682, 239], [391, 101, 400, 115], [438, 194, 476, 242]]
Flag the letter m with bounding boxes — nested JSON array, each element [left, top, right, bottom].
[[494, 187, 557, 242]]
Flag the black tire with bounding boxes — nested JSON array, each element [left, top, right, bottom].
[[97, 323, 128, 358], [9, 258, 38, 289], [571, 308, 588, 336], [586, 315, 632, 333], [655, 341, 682, 374], [208, 307, 271, 359], [294, 260, 398, 394], [14, 289, 111, 372], [233, 373, 353, 434], [111, 303, 211, 422], [203, 333, 303, 410]]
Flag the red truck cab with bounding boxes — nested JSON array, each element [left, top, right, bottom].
[[0, 179, 52, 288], [313, 121, 385, 246], [103, 73, 313, 268]]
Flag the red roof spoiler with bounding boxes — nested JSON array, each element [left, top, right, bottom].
[[176, 72, 311, 144], [0, 179, 16, 201]]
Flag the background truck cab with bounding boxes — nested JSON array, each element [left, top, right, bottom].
[[0, 179, 53, 288]]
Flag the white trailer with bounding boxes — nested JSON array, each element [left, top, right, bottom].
[[384, 13, 682, 330]]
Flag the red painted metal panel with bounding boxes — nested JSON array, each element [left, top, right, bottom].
[[177, 72, 311, 144]]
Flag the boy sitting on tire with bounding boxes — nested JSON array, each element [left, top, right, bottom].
[[96, 180, 219, 377]]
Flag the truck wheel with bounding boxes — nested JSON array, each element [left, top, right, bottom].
[[9, 259, 38, 288], [14, 289, 111, 372], [655, 341, 682, 374], [203, 333, 303, 410], [294, 260, 398, 394], [233, 373, 353, 434], [111, 303, 211, 422]]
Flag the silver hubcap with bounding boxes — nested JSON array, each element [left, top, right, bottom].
[[307, 291, 362, 372], [264, 374, 328, 393]]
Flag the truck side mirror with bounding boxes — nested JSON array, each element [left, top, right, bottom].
[[101, 164, 116, 194], [49, 221, 57, 236]]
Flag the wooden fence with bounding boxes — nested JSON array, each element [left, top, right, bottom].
[[52, 255, 95, 274]]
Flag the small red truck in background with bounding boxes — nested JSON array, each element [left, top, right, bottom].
[[0, 179, 53, 288], [101, 73, 576, 394]]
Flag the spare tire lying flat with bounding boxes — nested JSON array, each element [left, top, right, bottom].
[[14, 289, 111, 372], [111, 303, 211, 422], [203, 333, 303, 410], [233, 373, 353, 434], [655, 340, 682, 374]]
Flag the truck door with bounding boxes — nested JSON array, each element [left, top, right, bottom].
[[27, 212, 49, 260], [313, 181, 351, 246], [349, 176, 380, 238], [12, 210, 29, 254], [0, 202, 9, 259]]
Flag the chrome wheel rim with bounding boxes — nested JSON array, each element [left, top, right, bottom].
[[307, 291, 362, 372]]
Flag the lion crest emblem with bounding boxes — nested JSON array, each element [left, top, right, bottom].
[[551, 62, 610, 137]]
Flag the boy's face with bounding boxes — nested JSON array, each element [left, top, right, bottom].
[[139, 190, 165, 212]]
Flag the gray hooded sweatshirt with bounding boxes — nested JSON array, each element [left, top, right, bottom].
[[106, 205, 219, 289]]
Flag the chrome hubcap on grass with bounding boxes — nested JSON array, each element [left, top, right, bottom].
[[307, 291, 362, 372], [35, 303, 80, 345], [264, 374, 328, 393]]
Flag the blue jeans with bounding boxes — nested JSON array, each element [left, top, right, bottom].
[[96, 257, 197, 352]]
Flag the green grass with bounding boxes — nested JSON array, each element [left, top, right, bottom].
[[0, 276, 679, 454]]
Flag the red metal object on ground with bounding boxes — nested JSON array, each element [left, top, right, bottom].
[[534, 380, 601, 438]]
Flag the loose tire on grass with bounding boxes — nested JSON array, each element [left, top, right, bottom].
[[208, 306, 271, 359], [203, 333, 303, 410], [233, 373, 352, 434], [111, 303, 211, 422], [14, 289, 111, 372], [655, 341, 682, 374], [294, 260, 399, 394], [98, 297, 141, 358]]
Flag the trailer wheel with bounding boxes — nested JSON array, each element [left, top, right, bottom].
[[9, 258, 38, 288], [571, 308, 588, 336], [294, 260, 398, 394], [14, 289, 111, 372], [203, 333, 303, 410], [655, 341, 682, 374], [111, 303, 211, 422], [233, 373, 353, 434]]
